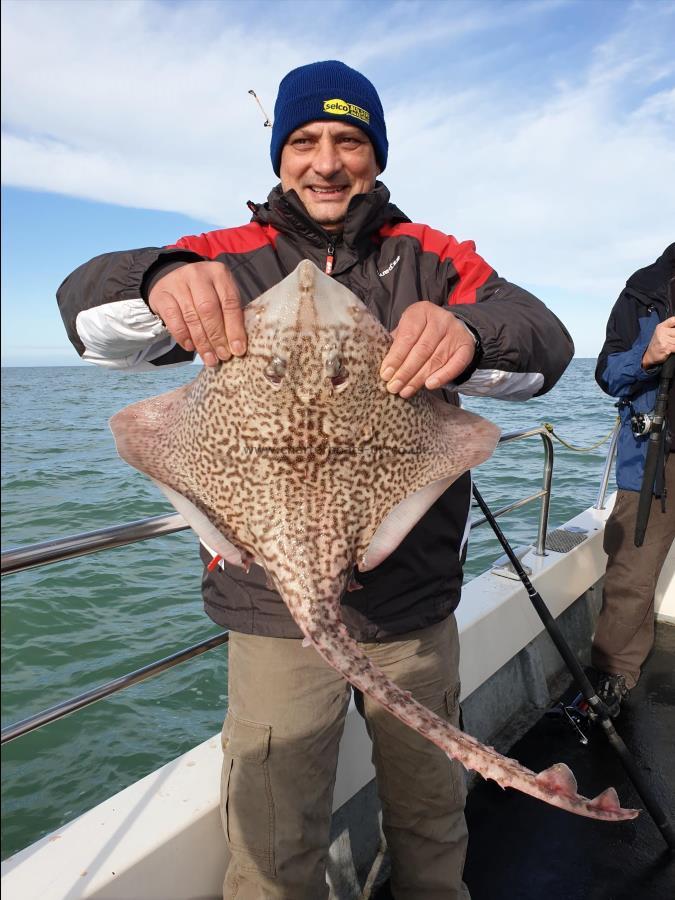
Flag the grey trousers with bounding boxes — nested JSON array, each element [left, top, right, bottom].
[[221, 616, 470, 900], [592, 454, 675, 688]]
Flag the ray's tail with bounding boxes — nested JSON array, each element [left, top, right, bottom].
[[298, 600, 638, 823]]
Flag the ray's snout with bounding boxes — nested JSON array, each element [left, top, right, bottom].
[[297, 259, 316, 290]]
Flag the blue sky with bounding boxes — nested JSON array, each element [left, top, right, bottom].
[[2, 0, 674, 365]]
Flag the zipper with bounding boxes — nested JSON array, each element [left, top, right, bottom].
[[325, 241, 336, 276]]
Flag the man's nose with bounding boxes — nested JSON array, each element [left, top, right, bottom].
[[312, 139, 342, 178]]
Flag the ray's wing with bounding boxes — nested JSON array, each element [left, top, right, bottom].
[[358, 394, 500, 571], [110, 381, 194, 484], [109, 376, 248, 566]]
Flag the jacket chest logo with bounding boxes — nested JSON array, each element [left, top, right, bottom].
[[378, 255, 401, 278]]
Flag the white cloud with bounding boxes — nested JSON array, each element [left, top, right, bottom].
[[2, 0, 674, 356], [385, 75, 674, 299], [348, 0, 571, 67], [1, 0, 303, 218]]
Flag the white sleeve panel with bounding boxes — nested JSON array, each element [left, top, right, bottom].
[[76, 298, 182, 371], [452, 369, 545, 401]]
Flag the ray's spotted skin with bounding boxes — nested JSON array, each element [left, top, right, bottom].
[[110, 261, 638, 823]]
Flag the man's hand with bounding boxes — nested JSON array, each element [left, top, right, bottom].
[[379, 301, 477, 398], [148, 261, 246, 367], [642, 316, 675, 369]]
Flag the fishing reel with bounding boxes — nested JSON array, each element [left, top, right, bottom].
[[630, 409, 654, 437], [545, 692, 590, 745], [617, 400, 655, 437]]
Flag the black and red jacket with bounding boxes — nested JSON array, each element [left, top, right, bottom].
[[57, 182, 574, 640]]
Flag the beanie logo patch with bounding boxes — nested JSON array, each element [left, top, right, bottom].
[[323, 98, 370, 125]]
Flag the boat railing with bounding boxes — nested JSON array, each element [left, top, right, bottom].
[[594, 417, 620, 510], [0, 425, 565, 745]]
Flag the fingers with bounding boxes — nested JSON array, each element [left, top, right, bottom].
[[379, 313, 427, 385], [151, 283, 219, 365], [642, 317, 675, 368], [658, 317, 675, 348], [214, 266, 246, 357], [152, 293, 195, 353], [148, 261, 246, 366], [181, 283, 222, 366], [379, 302, 477, 398]]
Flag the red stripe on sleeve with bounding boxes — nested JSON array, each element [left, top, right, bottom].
[[379, 223, 493, 305], [169, 222, 279, 258]]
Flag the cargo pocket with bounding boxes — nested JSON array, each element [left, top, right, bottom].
[[445, 682, 462, 727], [444, 683, 466, 808], [221, 713, 276, 876]]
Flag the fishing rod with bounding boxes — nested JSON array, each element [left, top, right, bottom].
[[634, 274, 675, 546], [472, 483, 675, 851], [634, 353, 674, 546]]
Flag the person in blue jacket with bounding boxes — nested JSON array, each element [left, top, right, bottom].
[[592, 243, 675, 715]]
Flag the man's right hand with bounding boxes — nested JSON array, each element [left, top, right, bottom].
[[642, 316, 675, 369], [148, 261, 246, 367]]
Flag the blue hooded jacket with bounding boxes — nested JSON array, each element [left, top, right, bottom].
[[595, 244, 674, 493]]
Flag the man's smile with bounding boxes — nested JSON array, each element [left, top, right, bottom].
[[306, 185, 350, 197]]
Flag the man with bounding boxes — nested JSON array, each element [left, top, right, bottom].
[[592, 244, 675, 717], [57, 61, 574, 900]]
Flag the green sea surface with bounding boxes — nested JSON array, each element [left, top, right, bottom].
[[1, 360, 618, 859]]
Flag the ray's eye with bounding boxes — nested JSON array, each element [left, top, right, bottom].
[[264, 355, 287, 387], [331, 368, 349, 388], [326, 353, 349, 390]]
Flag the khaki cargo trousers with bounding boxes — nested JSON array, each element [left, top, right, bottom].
[[221, 616, 470, 900], [592, 454, 675, 688]]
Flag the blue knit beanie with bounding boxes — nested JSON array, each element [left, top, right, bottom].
[[270, 60, 388, 176]]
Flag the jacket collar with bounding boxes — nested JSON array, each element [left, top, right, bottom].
[[249, 181, 409, 261]]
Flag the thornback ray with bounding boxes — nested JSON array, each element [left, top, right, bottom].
[[110, 260, 638, 823]]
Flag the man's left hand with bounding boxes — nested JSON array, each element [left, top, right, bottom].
[[642, 316, 675, 368], [379, 301, 477, 398]]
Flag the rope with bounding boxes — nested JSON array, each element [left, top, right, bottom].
[[542, 417, 620, 453]]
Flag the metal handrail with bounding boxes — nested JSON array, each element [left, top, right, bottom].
[[594, 418, 620, 510], [472, 426, 554, 556], [1, 512, 188, 576], [1, 632, 229, 745], [0, 426, 555, 744]]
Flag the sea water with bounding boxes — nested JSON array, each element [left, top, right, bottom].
[[0, 360, 618, 858]]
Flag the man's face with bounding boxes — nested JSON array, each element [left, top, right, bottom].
[[280, 120, 380, 232]]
